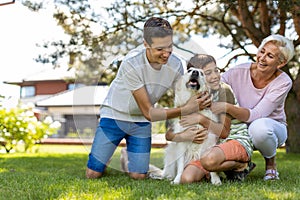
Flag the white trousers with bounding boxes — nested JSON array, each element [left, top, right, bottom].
[[248, 118, 287, 158]]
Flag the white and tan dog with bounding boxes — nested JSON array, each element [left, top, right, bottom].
[[162, 67, 221, 185]]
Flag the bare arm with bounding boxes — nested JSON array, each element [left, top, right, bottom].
[[165, 126, 208, 144], [180, 112, 231, 139], [132, 87, 210, 122], [210, 102, 250, 122]]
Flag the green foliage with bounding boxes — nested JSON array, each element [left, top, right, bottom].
[[152, 120, 168, 134], [0, 104, 61, 153], [22, 0, 300, 72]]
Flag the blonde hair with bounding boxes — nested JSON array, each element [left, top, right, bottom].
[[258, 34, 295, 63]]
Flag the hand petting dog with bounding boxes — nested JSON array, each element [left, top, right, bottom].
[[166, 126, 208, 144]]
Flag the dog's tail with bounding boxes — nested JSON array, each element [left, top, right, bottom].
[[148, 164, 164, 179], [120, 147, 129, 172]]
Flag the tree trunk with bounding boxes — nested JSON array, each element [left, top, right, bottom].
[[285, 92, 300, 153]]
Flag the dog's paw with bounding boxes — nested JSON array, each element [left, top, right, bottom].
[[211, 177, 222, 185], [211, 178, 222, 185], [210, 172, 222, 185], [171, 179, 180, 184], [172, 175, 181, 184]]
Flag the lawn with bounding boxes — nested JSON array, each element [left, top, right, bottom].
[[0, 145, 299, 200]]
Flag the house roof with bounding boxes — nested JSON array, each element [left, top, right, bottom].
[[21, 95, 53, 104], [36, 85, 109, 107], [4, 67, 75, 84]]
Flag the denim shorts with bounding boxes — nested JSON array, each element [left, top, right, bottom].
[[87, 118, 152, 174]]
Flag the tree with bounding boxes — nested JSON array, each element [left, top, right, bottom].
[[22, 0, 300, 153]]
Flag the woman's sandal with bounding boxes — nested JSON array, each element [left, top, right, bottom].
[[263, 169, 279, 181]]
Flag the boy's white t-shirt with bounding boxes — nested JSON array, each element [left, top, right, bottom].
[[100, 47, 184, 122]]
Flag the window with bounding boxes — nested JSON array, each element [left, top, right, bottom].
[[68, 83, 84, 90], [21, 86, 35, 98]]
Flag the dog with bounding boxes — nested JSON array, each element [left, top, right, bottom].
[[161, 67, 221, 185]]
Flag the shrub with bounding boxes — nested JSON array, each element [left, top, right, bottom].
[[0, 104, 61, 153]]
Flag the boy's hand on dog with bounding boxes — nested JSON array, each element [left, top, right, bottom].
[[181, 92, 211, 115], [184, 127, 208, 144], [180, 112, 201, 127], [191, 127, 208, 144], [171, 127, 208, 144]]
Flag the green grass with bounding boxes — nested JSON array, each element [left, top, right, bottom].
[[0, 145, 299, 200]]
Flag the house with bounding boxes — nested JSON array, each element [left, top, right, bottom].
[[5, 68, 76, 104], [36, 85, 109, 138], [4, 68, 109, 137]]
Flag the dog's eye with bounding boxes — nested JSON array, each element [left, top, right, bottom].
[[187, 69, 192, 73], [200, 71, 204, 76]]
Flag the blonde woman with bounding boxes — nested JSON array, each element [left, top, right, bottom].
[[211, 34, 294, 181]]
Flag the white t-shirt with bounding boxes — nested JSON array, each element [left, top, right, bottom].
[[100, 47, 185, 122]]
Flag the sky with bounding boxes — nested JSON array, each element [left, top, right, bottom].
[[0, 1, 66, 97], [0, 1, 253, 99]]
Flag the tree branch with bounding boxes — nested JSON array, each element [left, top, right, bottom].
[[223, 53, 256, 69], [221, 4, 255, 61], [278, 1, 287, 35], [291, 0, 300, 46], [237, 0, 265, 47], [259, 0, 271, 35]]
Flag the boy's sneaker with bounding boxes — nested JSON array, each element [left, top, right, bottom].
[[224, 162, 256, 182]]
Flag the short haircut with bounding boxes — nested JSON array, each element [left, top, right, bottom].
[[258, 34, 295, 63], [187, 54, 216, 70], [143, 17, 173, 45]]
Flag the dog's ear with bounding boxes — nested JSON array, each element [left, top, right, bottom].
[[175, 74, 191, 107], [175, 78, 182, 93], [175, 77, 184, 106], [199, 76, 208, 93], [175, 74, 189, 93]]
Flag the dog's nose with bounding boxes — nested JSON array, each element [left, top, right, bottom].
[[192, 70, 199, 77]]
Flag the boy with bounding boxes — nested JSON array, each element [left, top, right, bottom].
[[167, 54, 255, 183]]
